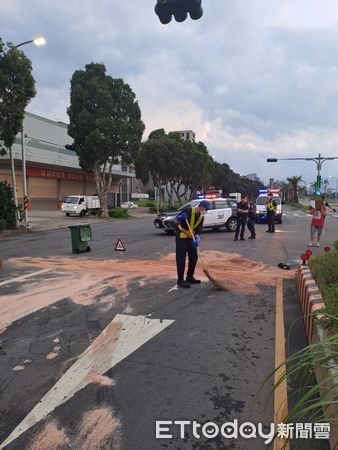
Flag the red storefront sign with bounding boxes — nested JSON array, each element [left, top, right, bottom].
[[27, 166, 95, 182]]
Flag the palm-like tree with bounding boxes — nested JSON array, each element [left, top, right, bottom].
[[286, 175, 303, 204]]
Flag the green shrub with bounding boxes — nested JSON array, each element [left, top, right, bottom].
[[0, 181, 16, 230], [309, 252, 338, 287], [135, 199, 156, 207], [333, 240, 338, 253], [108, 208, 130, 219], [309, 252, 338, 332]]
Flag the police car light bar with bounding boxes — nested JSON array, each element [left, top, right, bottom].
[[269, 189, 280, 194], [258, 189, 268, 194], [196, 194, 205, 199]]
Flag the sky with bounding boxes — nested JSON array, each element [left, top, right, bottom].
[[1, 0, 338, 188]]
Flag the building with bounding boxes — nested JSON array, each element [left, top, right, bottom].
[[172, 130, 196, 142], [0, 112, 135, 209], [244, 173, 261, 182]]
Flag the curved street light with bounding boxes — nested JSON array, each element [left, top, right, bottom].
[[11, 36, 46, 227], [15, 36, 46, 49]]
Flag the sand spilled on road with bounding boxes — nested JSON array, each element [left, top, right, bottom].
[[28, 421, 69, 450], [1, 251, 294, 334], [28, 407, 120, 450], [9, 251, 294, 290]]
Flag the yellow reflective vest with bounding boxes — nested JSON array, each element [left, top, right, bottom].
[[177, 207, 203, 239]]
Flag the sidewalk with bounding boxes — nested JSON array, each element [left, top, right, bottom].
[[0, 207, 153, 237]]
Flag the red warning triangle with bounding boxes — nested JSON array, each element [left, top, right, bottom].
[[115, 239, 126, 252]]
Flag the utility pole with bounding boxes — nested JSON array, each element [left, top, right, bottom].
[[267, 153, 338, 192], [9, 146, 19, 228]]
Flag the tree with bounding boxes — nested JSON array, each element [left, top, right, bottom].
[[67, 63, 145, 217], [286, 176, 303, 204], [0, 39, 36, 226]]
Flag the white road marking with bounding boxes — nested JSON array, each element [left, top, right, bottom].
[[168, 285, 178, 292], [0, 313, 174, 450], [0, 269, 52, 287]]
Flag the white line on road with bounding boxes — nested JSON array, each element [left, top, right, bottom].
[[0, 313, 174, 450], [168, 285, 178, 292], [0, 269, 52, 287]]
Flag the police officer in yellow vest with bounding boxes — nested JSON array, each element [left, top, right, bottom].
[[175, 200, 211, 289], [266, 193, 277, 233]]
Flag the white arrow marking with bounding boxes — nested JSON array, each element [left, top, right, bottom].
[[168, 285, 178, 292], [0, 313, 174, 449], [0, 269, 51, 287]]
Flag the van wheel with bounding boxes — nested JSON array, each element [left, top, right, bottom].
[[80, 210, 86, 217], [66, 213, 70, 217], [226, 217, 237, 232]]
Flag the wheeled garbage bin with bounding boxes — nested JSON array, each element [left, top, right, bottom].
[[69, 225, 92, 253]]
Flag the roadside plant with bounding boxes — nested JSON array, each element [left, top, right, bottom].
[[257, 334, 338, 449], [0, 180, 16, 230]]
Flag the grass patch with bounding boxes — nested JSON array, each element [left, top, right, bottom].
[[108, 208, 131, 219], [149, 201, 182, 213], [287, 202, 310, 213], [309, 251, 338, 332], [134, 199, 156, 207]]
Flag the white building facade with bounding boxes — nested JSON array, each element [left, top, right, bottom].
[[0, 112, 135, 209]]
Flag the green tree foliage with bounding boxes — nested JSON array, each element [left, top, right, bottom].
[[212, 162, 261, 198], [0, 39, 36, 154], [136, 129, 262, 205], [0, 181, 16, 230], [67, 63, 145, 217], [135, 130, 215, 207], [286, 175, 303, 204]]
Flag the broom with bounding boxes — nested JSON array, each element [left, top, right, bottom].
[[185, 219, 229, 290]]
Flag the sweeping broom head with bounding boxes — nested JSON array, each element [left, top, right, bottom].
[[203, 268, 231, 291]]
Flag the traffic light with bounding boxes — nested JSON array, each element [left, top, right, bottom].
[[267, 158, 278, 163], [65, 144, 76, 151], [155, 0, 203, 25]]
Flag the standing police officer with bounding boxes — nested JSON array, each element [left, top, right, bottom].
[[175, 200, 211, 289], [247, 198, 256, 239], [266, 193, 277, 233], [234, 194, 249, 241]]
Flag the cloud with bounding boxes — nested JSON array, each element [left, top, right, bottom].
[[1, 0, 338, 184]]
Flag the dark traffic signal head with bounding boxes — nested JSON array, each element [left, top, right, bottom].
[[65, 144, 76, 151], [155, 0, 203, 24], [267, 158, 278, 163]]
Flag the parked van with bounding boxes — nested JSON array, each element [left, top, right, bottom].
[[61, 195, 100, 216]]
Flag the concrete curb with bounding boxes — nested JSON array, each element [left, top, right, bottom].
[[295, 265, 337, 449], [295, 265, 325, 342]]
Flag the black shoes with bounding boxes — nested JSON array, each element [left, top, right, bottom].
[[240, 238, 245, 241], [234, 237, 238, 241], [186, 277, 201, 284], [248, 236, 256, 239], [177, 280, 190, 289]]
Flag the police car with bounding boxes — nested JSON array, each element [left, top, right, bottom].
[[154, 196, 238, 234], [255, 189, 283, 224]]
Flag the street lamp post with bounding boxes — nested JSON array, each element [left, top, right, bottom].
[[12, 36, 46, 228], [267, 153, 338, 193], [329, 176, 338, 200]]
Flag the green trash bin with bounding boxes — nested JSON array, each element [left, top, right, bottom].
[[69, 225, 92, 254]]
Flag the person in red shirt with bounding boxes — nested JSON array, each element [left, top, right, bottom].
[[308, 204, 327, 247]]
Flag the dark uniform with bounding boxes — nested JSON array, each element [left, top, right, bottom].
[[176, 207, 204, 282], [234, 200, 249, 240], [247, 202, 256, 238], [266, 197, 277, 232]]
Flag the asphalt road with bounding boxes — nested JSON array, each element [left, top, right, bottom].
[[0, 207, 335, 450]]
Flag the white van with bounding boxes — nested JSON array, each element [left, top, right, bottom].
[[255, 191, 283, 224]]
